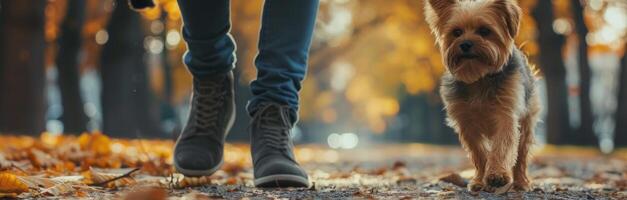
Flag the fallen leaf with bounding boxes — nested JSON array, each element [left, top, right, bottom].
[[169, 174, 212, 189], [134, 175, 169, 188], [16, 175, 58, 189], [29, 149, 62, 169], [0, 192, 18, 198], [74, 190, 88, 198], [0, 153, 13, 170], [0, 173, 29, 194], [84, 168, 138, 188], [78, 131, 112, 156], [41, 182, 75, 196], [0, 173, 78, 197], [52, 143, 90, 163], [392, 160, 407, 170], [139, 158, 173, 176], [123, 187, 167, 200], [4, 150, 29, 161], [368, 167, 388, 176], [81, 155, 122, 169], [616, 179, 627, 190], [224, 177, 237, 185], [222, 162, 245, 175], [51, 175, 84, 183], [438, 173, 467, 187]]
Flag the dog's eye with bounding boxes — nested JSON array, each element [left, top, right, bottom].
[[478, 27, 491, 37], [452, 29, 463, 37]]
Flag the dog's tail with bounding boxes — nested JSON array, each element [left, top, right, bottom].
[[128, 0, 156, 11]]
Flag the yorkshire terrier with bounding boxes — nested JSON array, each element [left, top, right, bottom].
[[425, 0, 541, 194]]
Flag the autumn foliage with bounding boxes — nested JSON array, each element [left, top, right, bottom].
[[0, 132, 245, 198]]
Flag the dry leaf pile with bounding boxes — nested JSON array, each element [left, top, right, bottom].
[[0, 132, 249, 198]]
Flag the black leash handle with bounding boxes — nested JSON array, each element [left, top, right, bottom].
[[128, 0, 156, 10]]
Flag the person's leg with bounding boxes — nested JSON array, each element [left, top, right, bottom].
[[248, 0, 319, 188], [247, 0, 319, 115], [173, 0, 236, 176], [178, 0, 235, 78]]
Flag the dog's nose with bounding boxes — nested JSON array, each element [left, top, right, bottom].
[[459, 41, 473, 52]]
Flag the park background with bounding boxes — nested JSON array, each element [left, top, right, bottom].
[[0, 0, 626, 199], [2, 0, 624, 150]]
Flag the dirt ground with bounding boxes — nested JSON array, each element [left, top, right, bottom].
[[101, 145, 626, 200], [0, 134, 625, 200]]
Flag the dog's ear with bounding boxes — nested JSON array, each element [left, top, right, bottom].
[[424, 0, 457, 35], [491, 0, 522, 38], [426, 0, 457, 17]]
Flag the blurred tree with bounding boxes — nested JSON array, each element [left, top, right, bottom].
[[308, 14, 389, 75], [570, 0, 596, 146], [56, 0, 88, 134], [223, 0, 262, 141], [616, 47, 627, 147], [0, 1, 3, 103], [397, 93, 456, 144], [100, 0, 163, 138], [0, 0, 47, 135], [532, 0, 571, 144], [158, 10, 180, 136]]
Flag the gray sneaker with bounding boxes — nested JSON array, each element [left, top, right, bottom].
[[174, 72, 235, 176], [250, 103, 309, 188]]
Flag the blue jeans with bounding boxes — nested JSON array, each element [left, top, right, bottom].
[[177, 0, 319, 116]]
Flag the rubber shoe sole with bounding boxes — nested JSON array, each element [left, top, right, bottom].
[[254, 174, 310, 188], [174, 158, 224, 177]]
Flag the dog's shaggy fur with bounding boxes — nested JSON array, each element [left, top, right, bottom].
[[425, 0, 541, 194]]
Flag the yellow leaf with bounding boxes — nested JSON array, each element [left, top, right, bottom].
[[0, 173, 29, 195], [78, 131, 112, 156], [168, 174, 212, 189]]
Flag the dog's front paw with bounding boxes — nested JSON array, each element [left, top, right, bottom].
[[483, 171, 513, 194], [484, 172, 511, 188]]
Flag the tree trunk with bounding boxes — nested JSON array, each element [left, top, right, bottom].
[[571, 0, 596, 146], [615, 46, 627, 147], [0, 0, 47, 135], [0, 1, 4, 103], [397, 94, 428, 142], [159, 11, 180, 136], [100, 0, 163, 138], [532, 0, 571, 144], [56, 0, 88, 134]]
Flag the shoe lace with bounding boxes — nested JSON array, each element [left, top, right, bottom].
[[251, 103, 293, 155], [193, 77, 227, 134]]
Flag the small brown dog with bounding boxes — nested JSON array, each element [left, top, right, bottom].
[[425, 0, 541, 194]]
